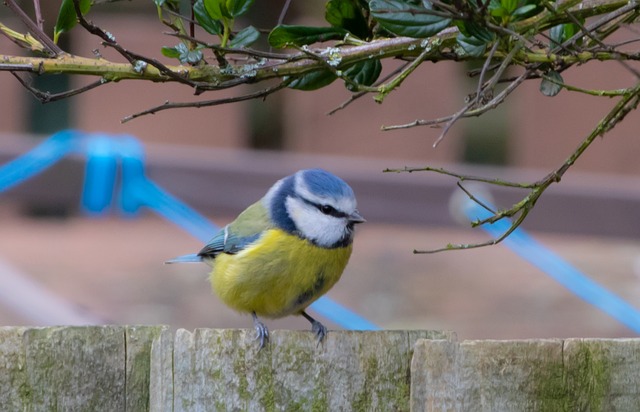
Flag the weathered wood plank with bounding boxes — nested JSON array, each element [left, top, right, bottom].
[[0, 325, 166, 412], [149, 326, 175, 412], [126, 325, 170, 411], [0, 327, 28, 411], [22, 326, 126, 411], [411, 338, 640, 412], [169, 329, 454, 412], [564, 338, 640, 411]]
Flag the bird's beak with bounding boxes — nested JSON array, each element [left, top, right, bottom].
[[349, 210, 366, 224]]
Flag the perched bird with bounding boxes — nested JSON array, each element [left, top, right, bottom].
[[167, 168, 364, 348]]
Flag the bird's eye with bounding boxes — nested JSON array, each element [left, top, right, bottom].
[[319, 204, 336, 215]]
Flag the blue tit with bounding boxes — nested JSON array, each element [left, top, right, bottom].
[[167, 168, 365, 349]]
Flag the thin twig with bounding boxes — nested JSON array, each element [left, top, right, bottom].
[[372, 3, 457, 19], [374, 43, 435, 102], [4, 0, 63, 56], [32, 0, 43, 32], [383, 70, 528, 133], [474, 41, 500, 105], [456, 182, 496, 214], [326, 60, 412, 115], [12, 73, 109, 102], [277, 0, 293, 26], [383, 165, 536, 189], [168, 32, 293, 60], [539, 73, 630, 97], [122, 81, 289, 123], [384, 41, 524, 141], [431, 101, 475, 147], [413, 208, 529, 253]]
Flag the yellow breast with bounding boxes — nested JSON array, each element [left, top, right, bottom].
[[209, 229, 353, 318]]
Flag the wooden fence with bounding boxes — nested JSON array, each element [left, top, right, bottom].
[[1, 326, 639, 411]]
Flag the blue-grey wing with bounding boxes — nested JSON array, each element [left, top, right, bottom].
[[197, 200, 271, 258], [197, 226, 261, 258]]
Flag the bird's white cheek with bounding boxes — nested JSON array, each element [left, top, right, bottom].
[[306, 214, 335, 239], [297, 213, 348, 247], [318, 218, 351, 247]]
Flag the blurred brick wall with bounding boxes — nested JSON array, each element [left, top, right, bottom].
[[2, 10, 640, 175]]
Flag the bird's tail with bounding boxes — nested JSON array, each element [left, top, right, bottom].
[[164, 253, 203, 264]]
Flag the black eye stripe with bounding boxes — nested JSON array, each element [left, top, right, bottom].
[[319, 204, 342, 217], [299, 197, 347, 219]]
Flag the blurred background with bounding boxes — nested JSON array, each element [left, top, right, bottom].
[[1, 1, 640, 340]]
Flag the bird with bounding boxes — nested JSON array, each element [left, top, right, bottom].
[[166, 168, 365, 349]]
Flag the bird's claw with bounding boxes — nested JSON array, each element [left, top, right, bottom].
[[311, 320, 327, 345], [302, 310, 327, 346], [252, 312, 269, 350]]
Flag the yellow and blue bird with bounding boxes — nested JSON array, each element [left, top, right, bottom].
[[167, 168, 364, 348]]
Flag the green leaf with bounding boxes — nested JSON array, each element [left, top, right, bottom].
[[194, 0, 222, 35], [500, 0, 518, 14], [549, 24, 564, 47], [162, 43, 203, 64], [183, 49, 203, 64], [550, 23, 580, 48], [456, 33, 488, 58], [489, 0, 542, 22], [229, 26, 260, 48], [155, 0, 181, 8], [203, 0, 225, 20], [268, 25, 349, 48], [343, 59, 382, 91], [161, 46, 181, 58], [511, 3, 542, 21], [512, 4, 537, 17], [458, 20, 494, 43], [563, 23, 579, 40], [288, 70, 338, 91], [540, 70, 563, 97], [53, 0, 92, 44], [225, 0, 255, 18], [490, 7, 508, 18], [562, 19, 584, 39], [325, 0, 369, 39], [369, 0, 451, 38]]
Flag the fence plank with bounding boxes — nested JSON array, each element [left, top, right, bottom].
[[411, 338, 640, 412], [149, 325, 175, 412], [126, 325, 170, 411], [0, 327, 28, 411], [170, 328, 453, 412], [564, 338, 640, 411], [0, 325, 167, 412], [23, 326, 126, 411]]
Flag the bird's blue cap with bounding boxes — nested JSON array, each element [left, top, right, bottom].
[[300, 168, 355, 199]]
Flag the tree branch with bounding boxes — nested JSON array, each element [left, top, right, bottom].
[[3, 0, 63, 56]]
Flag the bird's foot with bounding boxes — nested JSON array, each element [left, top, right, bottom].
[[252, 312, 269, 350], [311, 320, 327, 344], [302, 311, 327, 345]]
